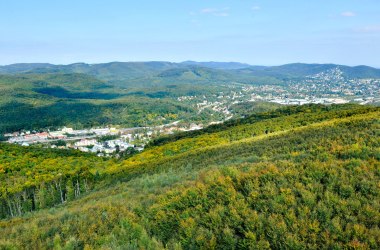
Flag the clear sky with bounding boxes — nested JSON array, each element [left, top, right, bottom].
[[1, 0, 379, 66]]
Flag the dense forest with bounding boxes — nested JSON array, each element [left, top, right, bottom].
[[0, 104, 379, 249], [0, 73, 220, 133]]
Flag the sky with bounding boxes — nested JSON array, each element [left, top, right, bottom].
[[0, 0, 379, 67]]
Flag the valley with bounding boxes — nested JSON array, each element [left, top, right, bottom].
[[0, 62, 380, 249], [2, 0, 380, 248], [1, 62, 379, 134]]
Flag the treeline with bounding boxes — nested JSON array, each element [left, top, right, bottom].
[[1, 174, 93, 218], [0, 144, 105, 219]]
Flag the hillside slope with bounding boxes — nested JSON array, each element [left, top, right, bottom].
[[0, 73, 201, 133], [0, 104, 379, 249]]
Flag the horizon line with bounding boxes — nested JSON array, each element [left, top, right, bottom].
[[0, 61, 379, 69]]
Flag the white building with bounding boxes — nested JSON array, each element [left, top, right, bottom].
[[75, 139, 97, 147], [104, 148, 116, 154]]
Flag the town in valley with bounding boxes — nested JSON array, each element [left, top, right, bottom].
[[3, 67, 380, 157], [4, 122, 203, 157]]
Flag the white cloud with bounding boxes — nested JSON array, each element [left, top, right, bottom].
[[252, 6, 261, 11], [356, 25, 380, 33], [199, 7, 229, 17], [201, 8, 217, 14], [214, 12, 229, 17], [341, 11, 356, 17]]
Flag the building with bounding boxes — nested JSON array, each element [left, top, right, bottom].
[[36, 132, 49, 139], [74, 139, 97, 147], [62, 127, 74, 133]]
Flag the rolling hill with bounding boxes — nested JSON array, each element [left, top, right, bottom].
[[0, 73, 200, 133], [2, 62, 380, 83], [0, 104, 379, 249]]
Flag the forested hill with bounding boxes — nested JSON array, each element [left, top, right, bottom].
[[1, 62, 380, 81], [0, 104, 380, 249]]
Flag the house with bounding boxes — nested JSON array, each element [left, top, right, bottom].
[[36, 132, 49, 139]]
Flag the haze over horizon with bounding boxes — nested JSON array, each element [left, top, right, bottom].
[[1, 60, 380, 70], [1, 0, 379, 67]]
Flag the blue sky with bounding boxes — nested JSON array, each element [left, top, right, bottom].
[[1, 0, 379, 66]]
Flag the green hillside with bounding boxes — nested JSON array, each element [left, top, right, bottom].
[[0, 62, 177, 80], [0, 73, 209, 133], [0, 104, 379, 249], [2, 62, 380, 80]]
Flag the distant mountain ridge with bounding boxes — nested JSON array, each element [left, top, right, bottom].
[[1, 61, 380, 79]]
